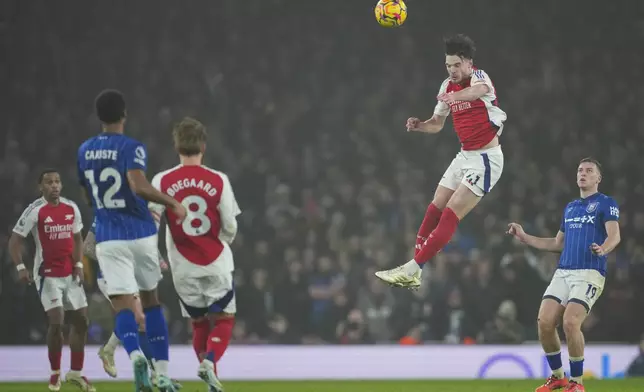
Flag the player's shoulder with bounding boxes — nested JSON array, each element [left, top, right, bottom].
[[472, 67, 491, 79], [78, 135, 100, 152], [153, 164, 182, 182], [597, 193, 618, 207], [59, 197, 80, 210], [24, 197, 47, 212], [597, 192, 616, 201], [200, 165, 231, 184]]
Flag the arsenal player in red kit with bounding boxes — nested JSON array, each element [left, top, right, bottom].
[[149, 117, 241, 392], [376, 34, 507, 288], [8, 169, 94, 392]]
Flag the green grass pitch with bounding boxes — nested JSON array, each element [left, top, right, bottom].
[[2, 380, 644, 392]]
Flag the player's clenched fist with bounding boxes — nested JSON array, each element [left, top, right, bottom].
[[507, 223, 526, 241], [17, 269, 32, 284], [590, 243, 605, 256], [406, 117, 422, 131], [171, 202, 188, 224]]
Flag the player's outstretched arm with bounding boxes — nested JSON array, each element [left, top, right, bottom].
[[127, 169, 186, 222], [406, 114, 447, 134], [507, 223, 564, 253], [438, 84, 490, 104]]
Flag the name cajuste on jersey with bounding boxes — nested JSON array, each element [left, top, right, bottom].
[[84, 149, 118, 160], [166, 178, 218, 197], [44, 223, 74, 239]]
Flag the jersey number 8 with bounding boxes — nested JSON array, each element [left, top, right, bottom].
[[84, 168, 126, 209], [181, 195, 211, 236]]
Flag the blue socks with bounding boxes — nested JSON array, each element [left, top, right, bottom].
[[115, 309, 140, 356], [570, 357, 584, 381], [144, 305, 170, 375], [138, 331, 154, 367], [545, 351, 565, 379]]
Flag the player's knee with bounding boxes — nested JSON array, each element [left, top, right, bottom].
[[73, 315, 89, 333], [47, 310, 65, 326], [139, 290, 159, 308], [48, 323, 64, 334], [537, 315, 558, 332], [432, 186, 453, 209], [445, 186, 481, 219], [562, 315, 582, 336]]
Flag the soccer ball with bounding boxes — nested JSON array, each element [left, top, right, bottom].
[[374, 0, 407, 27]]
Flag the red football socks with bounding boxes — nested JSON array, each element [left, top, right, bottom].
[[206, 317, 235, 364], [415, 203, 443, 256], [48, 350, 61, 372], [70, 351, 84, 372], [192, 319, 211, 361], [414, 207, 459, 265]]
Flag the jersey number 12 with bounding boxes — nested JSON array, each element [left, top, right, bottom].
[[84, 169, 126, 209]]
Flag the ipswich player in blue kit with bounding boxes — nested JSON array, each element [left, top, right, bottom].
[[77, 89, 187, 392], [507, 158, 621, 392]]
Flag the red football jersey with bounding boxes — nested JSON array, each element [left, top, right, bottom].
[[434, 68, 507, 150], [13, 197, 83, 277], [151, 165, 241, 270]]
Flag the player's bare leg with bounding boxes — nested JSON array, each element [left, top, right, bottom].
[[198, 313, 234, 392], [65, 308, 95, 392], [111, 293, 152, 392], [536, 299, 568, 392], [140, 289, 178, 392], [376, 184, 479, 288], [562, 302, 588, 391], [46, 307, 65, 392]]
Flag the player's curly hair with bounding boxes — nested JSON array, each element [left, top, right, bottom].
[[95, 89, 126, 125], [444, 34, 476, 60], [173, 117, 207, 156]]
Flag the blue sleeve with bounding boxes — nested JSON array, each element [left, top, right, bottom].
[[90, 219, 96, 233], [602, 197, 620, 223], [559, 206, 567, 232], [124, 141, 148, 172], [77, 147, 86, 186]]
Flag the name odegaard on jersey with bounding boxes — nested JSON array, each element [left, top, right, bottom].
[[85, 149, 118, 160], [166, 178, 217, 197]]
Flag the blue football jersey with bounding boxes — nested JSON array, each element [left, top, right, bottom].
[[88, 218, 103, 279], [558, 192, 619, 275], [77, 133, 157, 243]]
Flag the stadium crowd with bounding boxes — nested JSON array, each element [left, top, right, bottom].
[[1, 1, 643, 346]]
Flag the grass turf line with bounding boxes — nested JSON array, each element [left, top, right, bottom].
[[1, 379, 643, 392]]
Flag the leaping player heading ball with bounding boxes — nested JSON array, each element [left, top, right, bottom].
[[375, 34, 507, 288]]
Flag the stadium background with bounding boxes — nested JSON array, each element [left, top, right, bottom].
[[1, 0, 644, 383]]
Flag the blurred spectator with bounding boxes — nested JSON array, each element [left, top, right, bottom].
[[479, 300, 525, 344]]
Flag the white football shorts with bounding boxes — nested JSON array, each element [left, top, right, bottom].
[[543, 269, 606, 312], [175, 245, 236, 318], [36, 275, 88, 312], [438, 144, 504, 197], [95, 235, 162, 296]]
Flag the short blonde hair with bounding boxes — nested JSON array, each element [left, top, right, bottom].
[[173, 117, 206, 156]]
